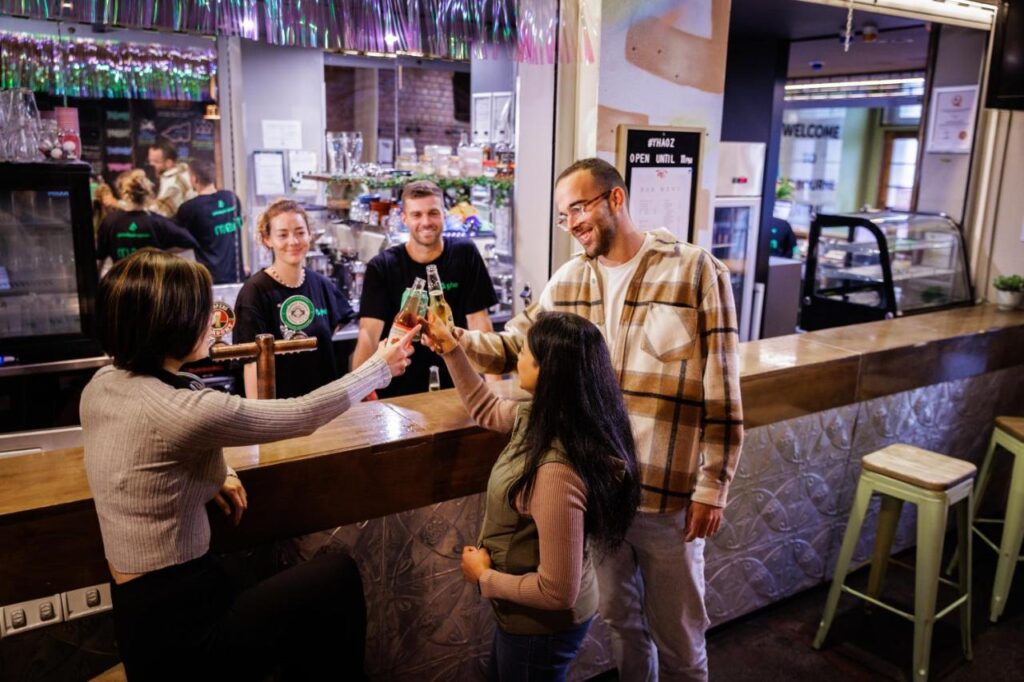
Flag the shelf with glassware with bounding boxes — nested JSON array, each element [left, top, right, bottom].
[[800, 211, 973, 331]]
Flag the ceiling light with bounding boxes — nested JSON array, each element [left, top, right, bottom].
[[786, 77, 924, 91]]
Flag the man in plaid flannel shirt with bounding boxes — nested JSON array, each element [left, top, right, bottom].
[[459, 158, 743, 680]]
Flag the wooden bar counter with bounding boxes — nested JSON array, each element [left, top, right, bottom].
[[2, 304, 1023, 608]]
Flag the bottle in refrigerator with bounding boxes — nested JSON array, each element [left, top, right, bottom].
[[388, 277, 426, 343], [425, 264, 454, 333]]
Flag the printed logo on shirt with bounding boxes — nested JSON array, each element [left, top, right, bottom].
[[115, 222, 151, 239], [279, 295, 316, 332], [441, 281, 459, 292]]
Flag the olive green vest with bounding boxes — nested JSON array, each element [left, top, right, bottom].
[[477, 402, 598, 635]]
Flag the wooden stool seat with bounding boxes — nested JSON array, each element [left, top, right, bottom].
[[814, 443, 975, 681], [994, 416, 1024, 443], [863, 444, 976, 491]]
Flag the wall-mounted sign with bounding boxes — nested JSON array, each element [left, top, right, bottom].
[[925, 85, 978, 154], [615, 125, 704, 242]]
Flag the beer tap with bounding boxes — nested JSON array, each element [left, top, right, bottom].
[[209, 335, 317, 399]]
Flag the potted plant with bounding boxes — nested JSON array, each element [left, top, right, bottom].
[[774, 177, 795, 220], [993, 274, 1024, 311]]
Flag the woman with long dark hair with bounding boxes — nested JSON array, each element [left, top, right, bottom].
[[82, 248, 416, 680], [423, 310, 640, 681]]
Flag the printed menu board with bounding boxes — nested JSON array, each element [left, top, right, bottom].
[[616, 125, 703, 242]]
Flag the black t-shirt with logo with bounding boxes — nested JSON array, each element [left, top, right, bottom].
[[96, 209, 199, 262], [234, 268, 354, 399], [176, 191, 243, 284], [360, 238, 498, 397]]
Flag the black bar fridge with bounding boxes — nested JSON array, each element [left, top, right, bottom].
[[0, 162, 102, 432]]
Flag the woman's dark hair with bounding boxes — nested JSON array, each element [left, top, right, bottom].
[[97, 248, 212, 375], [512, 312, 640, 551]]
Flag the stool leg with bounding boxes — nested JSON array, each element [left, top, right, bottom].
[[991, 447, 1024, 623], [866, 495, 903, 602], [913, 496, 948, 682], [956, 491, 973, 660], [814, 476, 873, 650], [947, 430, 1000, 575]]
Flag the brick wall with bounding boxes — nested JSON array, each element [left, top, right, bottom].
[[378, 68, 470, 153], [324, 66, 356, 132]]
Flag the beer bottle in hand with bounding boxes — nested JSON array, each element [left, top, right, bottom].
[[425, 264, 455, 333], [389, 277, 426, 343]]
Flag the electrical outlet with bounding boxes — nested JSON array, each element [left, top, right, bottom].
[[62, 583, 113, 621], [0, 594, 63, 638]]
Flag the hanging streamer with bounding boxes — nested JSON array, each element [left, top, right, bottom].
[[0, 31, 216, 100], [0, 0, 594, 64]]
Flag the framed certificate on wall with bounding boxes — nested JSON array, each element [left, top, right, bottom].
[[925, 85, 979, 154], [616, 125, 704, 242]]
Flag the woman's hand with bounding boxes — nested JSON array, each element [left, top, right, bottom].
[[421, 310, 463, 355], [213, 473, 248, 526], [461, 545, 492, 583], [371, 324, 419, 376]]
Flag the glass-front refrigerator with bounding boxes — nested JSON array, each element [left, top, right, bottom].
[[0, 162, 100, 364], [714, 142, 765, 341]]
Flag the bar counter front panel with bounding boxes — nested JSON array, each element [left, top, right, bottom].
[[1, 305, 1023, 680]]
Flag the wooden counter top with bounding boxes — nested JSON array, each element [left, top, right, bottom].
[[1, 304, 1022, 603]]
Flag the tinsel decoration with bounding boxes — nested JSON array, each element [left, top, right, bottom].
[[0, 32, 216, 100], [0, 0, 260, 40], [0, 0, 593, 64]]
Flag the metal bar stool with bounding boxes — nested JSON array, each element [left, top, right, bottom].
[[954, 416, 1024, 623], [813, 443, 976, 682]]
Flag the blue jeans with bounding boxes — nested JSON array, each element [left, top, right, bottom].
[[488, 617, 593, 682]]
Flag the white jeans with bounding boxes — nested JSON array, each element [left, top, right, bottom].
[[595, 508, 710, 682]]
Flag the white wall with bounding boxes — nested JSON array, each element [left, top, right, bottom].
[[916, 25, 987, 221], [985, 112, 1024, 301]]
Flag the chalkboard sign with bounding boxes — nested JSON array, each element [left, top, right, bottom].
[[615, 125, 704, 242]]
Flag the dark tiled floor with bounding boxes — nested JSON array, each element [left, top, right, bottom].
[[591, 544, 1024, 681]]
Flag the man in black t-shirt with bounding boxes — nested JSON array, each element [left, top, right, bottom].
[[176, 159, 244, 283], [353, 181, 497, 397]]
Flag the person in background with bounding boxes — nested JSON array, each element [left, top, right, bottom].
[[176, 159, 244, 283], [96, 169, 198, 271], [422, 310, 640, 682], [148, 139, 195, 217], [91, 173, 119, 238], [766, 217, 800, 259], [234, 199, 355, 399], [83, 248, 416, 680], [456, 158, 744, 682], [352, 180, 498, 397]]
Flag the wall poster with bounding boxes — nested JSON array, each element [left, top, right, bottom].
[[616, 125, 704, 242]]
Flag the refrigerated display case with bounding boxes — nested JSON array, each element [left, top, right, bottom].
[[800, 211, 972, 331], [714, 142, 765, 341], [0, 162, 100, 363], [712, 199, 760, 340]]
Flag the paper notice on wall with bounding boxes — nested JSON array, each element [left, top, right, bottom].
[[926, 86, 977, 154], [262, 119, 303, 150], [628, 166, 693, 235], [253, 152, 286, 196], [288, 150, 319, 193]]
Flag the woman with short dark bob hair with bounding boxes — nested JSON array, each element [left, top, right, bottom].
[[82, 248, 417, 680]]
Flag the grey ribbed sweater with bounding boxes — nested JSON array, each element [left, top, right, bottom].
[[81, 358, 391, 573]]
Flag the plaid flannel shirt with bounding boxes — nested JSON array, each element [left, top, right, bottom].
[[462, 228, 744, 512]]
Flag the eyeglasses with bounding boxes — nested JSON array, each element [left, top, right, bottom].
[[556, 190, 612, 231]]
